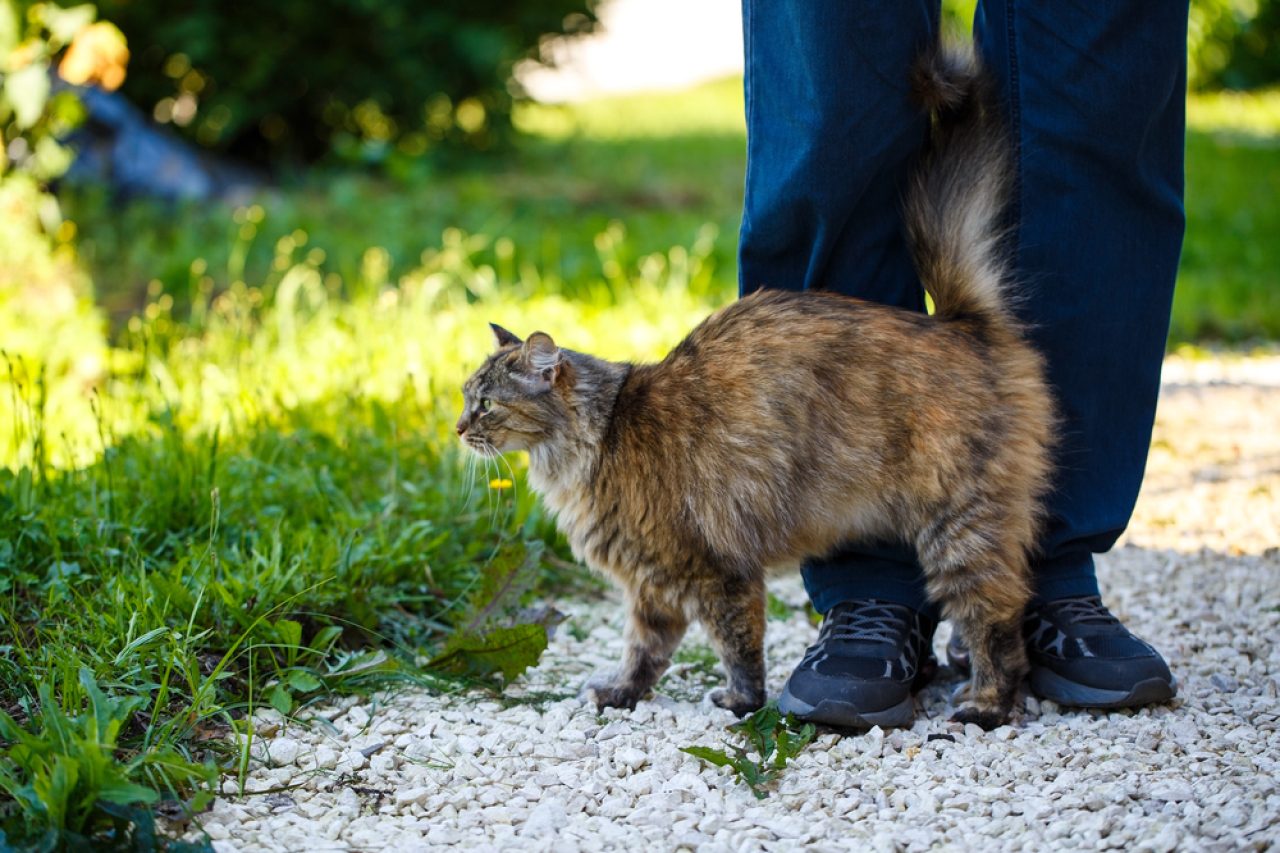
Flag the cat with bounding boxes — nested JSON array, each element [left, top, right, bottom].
[[456, 42, 1055, 729]]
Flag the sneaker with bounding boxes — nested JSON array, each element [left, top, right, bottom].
[[947, 595, 1176, 708], [778, 599, 937, 728]]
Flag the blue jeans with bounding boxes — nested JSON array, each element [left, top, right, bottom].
[[739, 1, 1188, 616]]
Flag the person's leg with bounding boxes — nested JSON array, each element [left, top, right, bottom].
[[967, 0, 1187, 704], [974, 0, 1187, 594], [740, 0, 943, 727], [739, 0, 938, 620]]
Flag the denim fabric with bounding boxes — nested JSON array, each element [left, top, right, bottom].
[[739, 0, 1189, 615]]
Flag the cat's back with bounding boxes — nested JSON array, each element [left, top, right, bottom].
[[655, 288, 945, 387], [672, 289, 876, 358]]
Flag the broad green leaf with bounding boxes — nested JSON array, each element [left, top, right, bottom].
[[5, 63, 49, 129], [428, 623, 548, 683], [310, 625, 343, 655], [266, 683, 292, 715], [461, 540, 544, 632], [97, 779, 160, 806], [678, 746, 734, 768], [285, 670, 322, 693], [32, 756, 78, 831], [274, 619, 303, 649]]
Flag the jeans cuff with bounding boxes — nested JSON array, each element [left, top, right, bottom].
[[801, 558, 937, 618], [1030, 552, 1101, 604]]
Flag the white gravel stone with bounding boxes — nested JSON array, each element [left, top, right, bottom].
[[188, 362, 1280, 851], [263, 737, 300, 767], [612, 747, 648, 773]]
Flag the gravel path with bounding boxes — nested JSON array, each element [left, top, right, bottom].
[[195, 354, 1280, 852]]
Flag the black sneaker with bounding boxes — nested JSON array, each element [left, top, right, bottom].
[[947, 595, 1176, 708], [778, 599, 937, 728]]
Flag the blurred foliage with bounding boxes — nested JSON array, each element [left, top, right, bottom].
[[61, 77, 745, 327], [2, 1, 125, 182], [1190, 0, 1280, 90], [94, 0, 599, 166], [944, 0, 1280, 91], [1, 1, 123, 475], [63, 75, 1280, 347], [1175, 89, 1280, 342]]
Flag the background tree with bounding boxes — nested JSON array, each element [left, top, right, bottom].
[[94, 0, 601, 166]]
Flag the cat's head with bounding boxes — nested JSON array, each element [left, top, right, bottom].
[[456, 323, 569, 456]]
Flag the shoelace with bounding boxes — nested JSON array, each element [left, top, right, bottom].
[[821, 600, 913, 644], [1048, 596, 1123, 630]]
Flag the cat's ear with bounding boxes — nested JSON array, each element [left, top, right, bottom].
[[490, 323, 522, 349], [523, 332, 562, 384]]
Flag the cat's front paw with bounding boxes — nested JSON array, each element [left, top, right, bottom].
[[581, 676, 643, 712], [949, 683, 1015, 730], [949, 703, 1011, 731], [708, 687, 765, 718]]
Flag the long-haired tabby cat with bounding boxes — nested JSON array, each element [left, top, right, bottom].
[[457, 43, 1055, 729]]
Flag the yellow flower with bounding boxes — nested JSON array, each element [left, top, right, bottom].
[[58, 22, 129, 91], [488, 478, 513, 490]]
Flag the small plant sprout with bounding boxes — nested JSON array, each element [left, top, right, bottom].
[[680, 702, 816, 799]]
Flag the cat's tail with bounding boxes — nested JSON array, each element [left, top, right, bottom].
[[906, 42, 1016, 328]]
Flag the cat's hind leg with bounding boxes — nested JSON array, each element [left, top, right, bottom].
[[584, 594, 688, 711], [918, 510, 1031, 729], [946, 608, 1027, 729], [696, 574, 767, 717]]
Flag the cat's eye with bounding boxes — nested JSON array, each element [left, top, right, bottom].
[[480, 398, 493, 412]]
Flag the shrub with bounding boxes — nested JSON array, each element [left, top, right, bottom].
[[1190, 0, 1280, 90], [94, 0, 599, 165], [944, 0, 1280, 91]]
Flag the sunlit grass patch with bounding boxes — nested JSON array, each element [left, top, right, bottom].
[[1180, 91, 1280, 343], [515, 76, 745, 139], [1188, 87, 1280, 138], [0, 212, 727, 844]]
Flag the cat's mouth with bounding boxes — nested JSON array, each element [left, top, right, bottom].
[[463, 435, 499, 458]]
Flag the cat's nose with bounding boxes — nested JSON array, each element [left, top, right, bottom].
[[455, 417, 467, 436]]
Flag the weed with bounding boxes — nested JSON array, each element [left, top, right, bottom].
[[0, 668, 214, 850], [680, 702, 816, 799]]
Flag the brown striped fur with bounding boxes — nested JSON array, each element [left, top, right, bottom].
[[457, 43, 1054, 728]]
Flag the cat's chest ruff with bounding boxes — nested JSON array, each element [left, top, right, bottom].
[[535, 475, 635, 577]]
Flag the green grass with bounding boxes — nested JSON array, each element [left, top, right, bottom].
[[2, 78, 1278, 846], [61, 81, 1280, 346], [61, 82, 746, 325], [1179, 88, 1280, 341], [0, 226, 717, 844]]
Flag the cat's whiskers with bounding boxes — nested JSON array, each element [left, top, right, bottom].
[[460, 446, 479, 508], [494, 446, 521, 506], [478, 439, 505, 529]]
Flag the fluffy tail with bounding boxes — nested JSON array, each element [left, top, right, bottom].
[[906, 42, 1014, 326]]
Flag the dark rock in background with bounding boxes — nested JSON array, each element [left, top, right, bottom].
[[59, 84, 260, 203]]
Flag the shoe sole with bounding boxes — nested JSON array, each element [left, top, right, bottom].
[[1030, 669, 1177, 709], [777, 683, 915, 729]]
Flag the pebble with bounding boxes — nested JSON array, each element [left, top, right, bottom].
[[185, 370, 1280, 851], [265, 737, 301, 767], [613, 747, 648, 772]]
